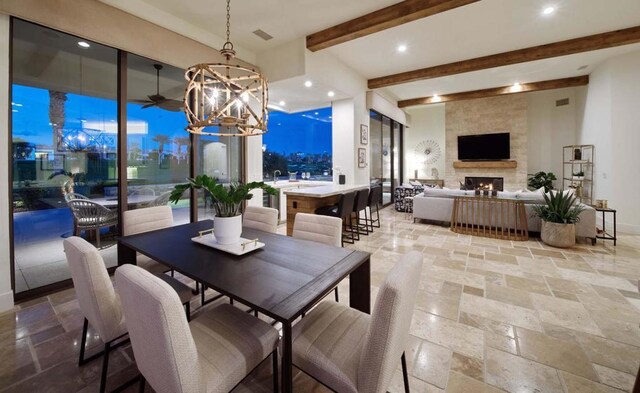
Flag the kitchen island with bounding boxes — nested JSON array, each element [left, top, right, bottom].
[[283, 184, 370, 236]]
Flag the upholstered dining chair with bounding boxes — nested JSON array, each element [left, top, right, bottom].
[[291, 250, 423, 393], [122, 205, 175, 275], [66, 199, 118, 247], [64, 236, 127, 393], [64, 237, 193, 392], [243, 205, 279, 233], [116, 264, 280, 393], [293, 213, 342, 302]]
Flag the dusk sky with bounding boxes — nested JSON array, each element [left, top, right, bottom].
[[12, 84, 332, 156]]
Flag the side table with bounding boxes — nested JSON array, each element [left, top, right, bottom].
[[594, 207, 617, 245]]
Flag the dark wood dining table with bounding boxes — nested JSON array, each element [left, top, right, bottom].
[[117, 220, 371, 392]]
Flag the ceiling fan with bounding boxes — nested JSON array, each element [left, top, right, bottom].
[[132, 64, 183, 112]]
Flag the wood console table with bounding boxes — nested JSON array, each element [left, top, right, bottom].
[[451, 196, 529, 241]]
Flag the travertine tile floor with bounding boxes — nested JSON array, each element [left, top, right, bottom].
[[1, 205, 639, 392]]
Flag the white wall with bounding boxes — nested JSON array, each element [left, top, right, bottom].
[[527, 86, 586, 189], [332, 99, 357, 185], [578, 50, 640, 233], [404, 105, 446, 184], [0, 13, 14, 312]]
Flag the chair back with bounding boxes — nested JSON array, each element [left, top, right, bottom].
[[64, 192, 89, 203], [357, 251, 423, 393], [243, 206, 278, 233], [367, 185, 382, 207], [336, 191, 357, 220], [353, 188, 369, 212], [66, 199, 113, 228], [63, 237, 124, 342], [293, 213, 342, 247], [116, 264, 202, 393], [122, 205, 173, 236]]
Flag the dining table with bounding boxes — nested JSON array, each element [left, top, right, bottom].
[[117, 220, 371, 392]]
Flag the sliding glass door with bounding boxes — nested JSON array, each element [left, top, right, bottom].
[[369, 111, 403, 205], [9, 19, 243, 297]]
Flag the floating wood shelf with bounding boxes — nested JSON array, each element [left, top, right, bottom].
[[453, 160, 517, 169]]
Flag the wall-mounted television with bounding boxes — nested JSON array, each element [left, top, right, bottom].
[[457, 132, 510, 161]]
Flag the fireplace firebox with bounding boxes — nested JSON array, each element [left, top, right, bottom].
[[464, 177, 504, 191]]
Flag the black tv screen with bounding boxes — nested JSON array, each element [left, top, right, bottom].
[[458, 132, 510, 161]]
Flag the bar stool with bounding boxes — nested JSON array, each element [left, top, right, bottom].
[[366, 185, 382, 232], [352, 188, 370, 241], [316, 191, 357, 245]]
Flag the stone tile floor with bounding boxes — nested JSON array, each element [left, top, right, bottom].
[[1, 205, 639, 392]]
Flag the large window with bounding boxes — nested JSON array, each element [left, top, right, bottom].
[[9, 20, 243, 296], [11, 20, 119, 292], [262, 107, 332, 181], [126, 54, 190, 224]]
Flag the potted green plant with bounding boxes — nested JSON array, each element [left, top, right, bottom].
[[532, 191, 584, 248], [527, 171, 557, 192], [572, 170, 585, 180], [170, 175, 277, 245]]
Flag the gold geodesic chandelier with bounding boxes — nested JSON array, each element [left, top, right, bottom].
[[184, 0, 268, 136]]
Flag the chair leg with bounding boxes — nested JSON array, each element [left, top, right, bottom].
[[139, 376, 146, 393], [374, 204, 381, 228], [78, 318, 89, 366], [334, 287, 339, 302], [201, 284, 206, 306], [272, 349, 279, 393], [99, 342, 111, 393], [401, 351, 410, 393]]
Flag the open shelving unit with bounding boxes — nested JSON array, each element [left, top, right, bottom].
[[562, 145, 594, 205]]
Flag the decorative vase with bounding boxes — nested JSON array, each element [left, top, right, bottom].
[[214, 214, 243, 245], [540, 220, 575, 248], [573, 148, 582, 161]]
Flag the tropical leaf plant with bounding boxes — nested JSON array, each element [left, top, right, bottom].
[[170, 174, 277, 217], [527, 171, 557, 192], [532, 190, 584, 224]]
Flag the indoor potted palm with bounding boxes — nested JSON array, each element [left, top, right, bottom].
[[532, 191, 584, 248], [170, 175, 277, 245]]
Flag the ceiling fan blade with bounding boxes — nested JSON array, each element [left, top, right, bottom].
[[131, 99, 152, 104], [141, 102, 159, 109], [157, 99, 184, 112]]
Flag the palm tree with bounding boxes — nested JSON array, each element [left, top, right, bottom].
[[152, 134, 169, 155], [174, 136, 191, 161]]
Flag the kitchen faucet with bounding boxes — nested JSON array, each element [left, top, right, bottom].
[[273, 170, 281, 184]]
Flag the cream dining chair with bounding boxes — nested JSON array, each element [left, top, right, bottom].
[[115, 264, 280, 393], [291, 250, 423, 393], [243, 205, 279, 233], [293, 212, 343, 302]]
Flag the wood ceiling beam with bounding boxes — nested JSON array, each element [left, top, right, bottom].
[[397, 76, 589, 107], [306, 0, 480, 52], [370, 26, 640, 89]]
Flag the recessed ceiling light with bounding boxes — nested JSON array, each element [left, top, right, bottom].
[[279, 101, 286, 106], [327, 91, 335, 97], [542, 6, 555, 15], [432, 94, 441, 103], [77, 41, 90, 48], [397, 44, 407, 53], [510, 82, 523, 92], [314, 112, 319, 115], [304, 80, 313, 87]]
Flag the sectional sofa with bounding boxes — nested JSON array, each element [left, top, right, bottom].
[[413, 188, 597, 242]]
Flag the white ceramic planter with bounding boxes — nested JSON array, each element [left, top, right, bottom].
[[214, 214, 243, 245], [540, 220, 575, 248]]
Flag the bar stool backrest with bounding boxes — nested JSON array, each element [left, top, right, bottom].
[[368, 185, 382, 207], [336, 191, 357, 220], [354, 188, 369, 213]]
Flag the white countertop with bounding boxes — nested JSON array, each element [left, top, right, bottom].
[[283, 184, 370, 198], [263, 180, 333, 189]]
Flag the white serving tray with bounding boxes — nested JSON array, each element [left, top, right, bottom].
[[191, 235, 265, 255]]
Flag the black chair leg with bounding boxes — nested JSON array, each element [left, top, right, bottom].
[[201, 285, 206, 306], [139, 376, 146, 393], [334, 287, 339, 302], [78, 318, 89, 366], [99, 342, 111, 393], [272, 349, 279, 393], [401, 351, 410, 393]]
